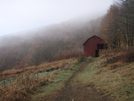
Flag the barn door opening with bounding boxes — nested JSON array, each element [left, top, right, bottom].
[[95, 50, 99, 57]]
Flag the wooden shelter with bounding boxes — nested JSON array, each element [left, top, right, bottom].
[[83, 35, 107, 57]]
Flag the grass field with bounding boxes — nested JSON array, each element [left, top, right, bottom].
[[72, 58, 134, 101], [0, 54, 134, 101], [31, 60, 82, 100], [0, 58, 80, 101]]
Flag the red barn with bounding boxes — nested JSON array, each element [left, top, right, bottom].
[[83, 35, 107, 57]]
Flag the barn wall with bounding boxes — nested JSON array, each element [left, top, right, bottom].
[[84, 36, 107, 57]]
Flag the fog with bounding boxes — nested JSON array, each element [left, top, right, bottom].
[[0, 0, 114, 35], [0, 0, 115, 70]]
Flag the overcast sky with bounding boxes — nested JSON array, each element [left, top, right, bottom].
[[0, 0, 114, 35]]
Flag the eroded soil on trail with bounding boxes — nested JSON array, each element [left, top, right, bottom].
[[38, 62, 114, 101]]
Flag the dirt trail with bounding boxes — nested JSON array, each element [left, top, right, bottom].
[[54, 63, 89, 101], [54, 61, 113, 101], [41, 61, 114, 101]]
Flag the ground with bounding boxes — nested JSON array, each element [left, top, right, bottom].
[[37, 60, 114, 101], [2, 57, 133, 101]]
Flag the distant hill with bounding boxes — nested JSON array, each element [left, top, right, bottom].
[[0, 17, 102, 70]]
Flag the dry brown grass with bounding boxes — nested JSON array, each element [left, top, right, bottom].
[[91, 48, 134, 100], [53, 50, 85, 61], [0, 75, 53, 101], [96, 63, 134, 101], [99, 47, 134, 68], [0, 58, 78, 79], [106, 61, 123, 70], [0, 58, 79, 101], [67, 48, 134, 101], [73, 57, 134, 101]]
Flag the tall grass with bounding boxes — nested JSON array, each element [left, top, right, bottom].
[[72, 55, 134, 101], [99, 47, 134, 68], [53, 50, 85, 61], [0, 75, 53, 101], [0, 58, 78, 79], [0, 58, 79, 101]]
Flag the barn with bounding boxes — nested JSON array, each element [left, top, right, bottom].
[[83, 35, 107, 57]]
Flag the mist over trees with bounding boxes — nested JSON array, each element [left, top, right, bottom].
[[0, 17, 102, 70], [0, 0, 133, 71], [100, 0, 134, 48]]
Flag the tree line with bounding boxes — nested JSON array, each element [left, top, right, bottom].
[[100, 0, 134, 48]]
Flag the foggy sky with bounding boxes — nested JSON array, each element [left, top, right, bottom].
[[0, 0, 114, 35]]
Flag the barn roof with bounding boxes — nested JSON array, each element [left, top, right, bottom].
[[83, 35, 104, 45]]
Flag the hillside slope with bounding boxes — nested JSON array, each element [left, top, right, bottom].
[[0, 49, 134, 101], [0, 17, 102, 70], [32, 48, 134, 101]]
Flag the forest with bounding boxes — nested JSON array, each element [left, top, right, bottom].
[[101, 0, 134, 48], [0, 18, 102, 70], [0, 0, 134, 70]]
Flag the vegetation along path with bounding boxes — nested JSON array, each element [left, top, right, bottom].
[[53, 60, 113, 101]]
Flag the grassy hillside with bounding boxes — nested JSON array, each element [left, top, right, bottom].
[[0, 48, 134, 101], [72, 48, 134, 101], [0, 58, 82, 101]]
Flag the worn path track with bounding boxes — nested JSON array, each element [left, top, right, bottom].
[[41, 60, 114, 101], [54, 61, 114, 101], [54, 62, 89, 101]]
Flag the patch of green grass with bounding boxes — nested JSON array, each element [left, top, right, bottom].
[[72, 58, 134, 101], [0, 77, 16, 88], [31, 63, 81, 100], [71, 61, 95, 85], [79, 57, 96, 63]]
